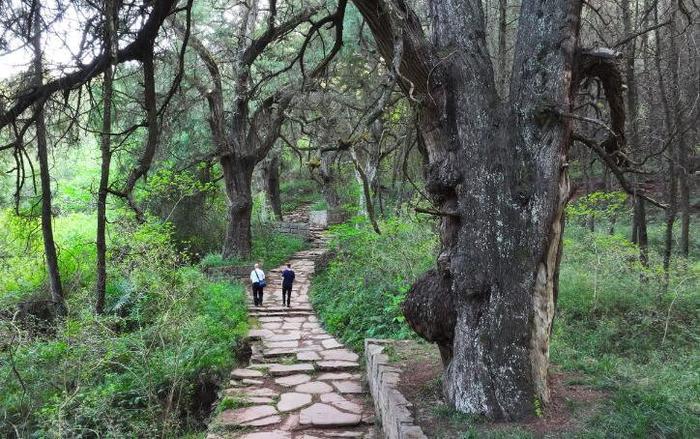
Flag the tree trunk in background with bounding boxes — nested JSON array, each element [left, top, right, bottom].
[[221, 156, 255, 259], [264, 152, 283, 221], [354, 0, 584, 419], [31, 2, 65, 313], [667, 11, 690, 259], [352, 155, 381, 234], [654, 9, 677, 287], [632, 198, 649, 267], [96, 0, 116, 314], [319, 152, 341, 209], [622, 0, 648, 267]]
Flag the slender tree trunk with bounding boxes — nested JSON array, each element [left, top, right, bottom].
[[622, 0, 648, 266], [264, 152, 283, 221], [667, 11, 690, 259], [31, 2, 65, 313], [633, 197, 649, 267], [351, 150, 381, 234], [96, 0, 116, 314], [654, 8, 677, 287], [221, 156, 255, 259]]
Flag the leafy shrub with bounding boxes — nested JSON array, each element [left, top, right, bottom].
[[0, 214, 249, 437]]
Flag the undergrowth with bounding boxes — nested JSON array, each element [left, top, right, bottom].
[[0, 212, 252, 437], [310, 208, 699, 437]]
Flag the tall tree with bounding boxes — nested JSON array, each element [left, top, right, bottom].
[[95, 0, 117, 314], [178, 0, 346, 258], [30, 1, 65, 312], [352, 0, 648, 419]]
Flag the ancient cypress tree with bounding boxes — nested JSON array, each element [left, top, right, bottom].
[[352, 0, 650, 419]]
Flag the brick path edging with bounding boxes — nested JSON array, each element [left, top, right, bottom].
[[364, 339, 427, 439]]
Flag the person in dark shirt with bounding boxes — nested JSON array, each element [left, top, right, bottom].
[[281, 263, 295, 307]]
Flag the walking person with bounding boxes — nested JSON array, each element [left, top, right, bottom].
[[250, 263, 266, 306], [281, 263, 295, 307]]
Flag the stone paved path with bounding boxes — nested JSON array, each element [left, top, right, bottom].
[[207, 221, 376, 439]]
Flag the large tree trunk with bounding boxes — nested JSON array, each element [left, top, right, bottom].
[[221, 155, 255, 259], [96, 0, 116, 314], [31, 2, 65, 313], [355, 0, 583, 419], [318, 152, 341, 209]]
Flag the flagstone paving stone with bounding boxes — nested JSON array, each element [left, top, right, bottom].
[[206, 215, 375, 438], [275, 374, 312, 387]]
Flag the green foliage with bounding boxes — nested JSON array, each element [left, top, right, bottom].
[[0, 214, 249, 437], [311, 212, 698, 437], [553, 223, 699, 438], [280, 178, 322, 214], [310, 215, 437, 350], [200, 226, 306, 271], [566, 191, 628, 223]]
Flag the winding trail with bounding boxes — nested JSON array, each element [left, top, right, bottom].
[[207, 213, 377, 439]]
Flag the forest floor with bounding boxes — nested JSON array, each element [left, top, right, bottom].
[[387, 340, 606, 438], [206, 212, 377, 438]]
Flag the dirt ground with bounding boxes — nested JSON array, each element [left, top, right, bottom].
[[388, 340, 605, 438]]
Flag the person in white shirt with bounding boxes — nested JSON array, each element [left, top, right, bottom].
[[250, 263, 266, 306]]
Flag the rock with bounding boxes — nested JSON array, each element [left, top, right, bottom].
[[332, 380, 364, 394], [320, 393, 363, 414], [294, 380, 334, 394], [275, 374, 312, 387], [297, 351, 321, 361], [266, 341, 300, 349], [280, 412, 300, 431], [245, 396, 274, 404], [242, 387, 278, 397], [248, 329, 273, 339], [316, 361, 360, 371], [322, 339, 344, 349], [317, 372, 354, 381], [321, 349, 360, 362], [219, 405, 277, 426], [277, 392, 313, 412], [299, 403, 362, 427], [240, 431, 291, 439], [231, 368, 263, 379], [241, 414, 282, 426], [269, 363, 315, 376], [267, 332, 302, 341]]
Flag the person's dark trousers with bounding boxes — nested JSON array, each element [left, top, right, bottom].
[[252, 283, 264, 306], [282, 285, 292, 307]]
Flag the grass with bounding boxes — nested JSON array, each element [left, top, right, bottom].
[[309, 215, 437, 350]]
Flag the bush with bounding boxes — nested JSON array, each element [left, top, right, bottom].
[[0, 213, 249, 437], [310, 215, 437, 350]]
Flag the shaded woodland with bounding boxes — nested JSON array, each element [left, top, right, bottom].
[[0, 0, 697, 436]]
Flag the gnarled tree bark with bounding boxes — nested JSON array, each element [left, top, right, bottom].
[[353, 0, 602, 419]]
